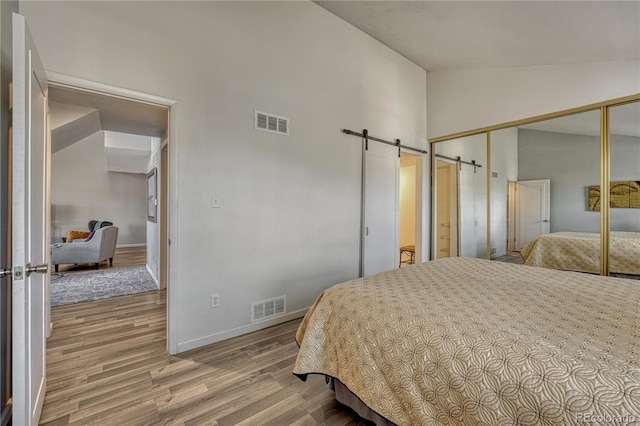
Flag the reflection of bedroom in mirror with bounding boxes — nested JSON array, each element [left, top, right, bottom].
[[435, 159, 458, 258], [432, 96, 640, 279], [501, 109, 603, 271], [433, 133, 486, 260], [609, 101, 640, 278]]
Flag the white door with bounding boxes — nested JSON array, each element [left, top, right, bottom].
[[458, 166, 476, 257], [515, 179, 550, 251], [12, 13, 49, 426], [363, 142, 399, 276]]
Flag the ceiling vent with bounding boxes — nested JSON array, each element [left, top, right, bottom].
[[255, 110, 289, 136], [251, 295, 286, 323]]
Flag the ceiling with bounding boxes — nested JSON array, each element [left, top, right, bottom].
[[49, 85, 168, 173], [49, 85, 168, 140], [314, 1, 640, 71]]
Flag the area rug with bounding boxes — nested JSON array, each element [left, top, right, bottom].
[[51, 265, 158, 306]]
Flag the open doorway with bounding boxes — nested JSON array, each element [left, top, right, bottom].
[[399, 152, 422, 266], [47, 84, 169, 305]]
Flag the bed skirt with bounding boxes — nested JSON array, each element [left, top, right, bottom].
[[332, 378, 396, 426]]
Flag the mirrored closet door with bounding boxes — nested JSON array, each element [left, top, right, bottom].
[[433, 134, 487, 259], [608, 101, 640, 278]]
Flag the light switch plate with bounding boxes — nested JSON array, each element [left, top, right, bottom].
[[211, 195, 220, 208]]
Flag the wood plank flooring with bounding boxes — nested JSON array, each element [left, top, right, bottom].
[[492, 252, 525, 265], [55, 245, 147, 274], [41, 290, 366, 425]]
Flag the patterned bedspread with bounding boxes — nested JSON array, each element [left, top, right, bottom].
[[521, 231, 640, 275], [294, 257, 640, 425]]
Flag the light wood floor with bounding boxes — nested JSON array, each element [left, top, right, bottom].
[[41, 290, 366, 425], [492, 252, 525, 265], [55, 246, 147, 274]]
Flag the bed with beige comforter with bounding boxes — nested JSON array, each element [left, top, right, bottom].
[[521, 231, 640, 275], [293, 257, 640, 425]]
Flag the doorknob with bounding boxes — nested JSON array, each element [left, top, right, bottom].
[[25, 263, 49, 276]]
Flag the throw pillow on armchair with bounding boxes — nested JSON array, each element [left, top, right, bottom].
[[66, 230, 91, 243]]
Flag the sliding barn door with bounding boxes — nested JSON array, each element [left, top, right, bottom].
[[363, 143, 399, 276]]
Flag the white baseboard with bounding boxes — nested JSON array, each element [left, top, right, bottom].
[[175, 307, 310, 353], [116, 243, 147, 248]]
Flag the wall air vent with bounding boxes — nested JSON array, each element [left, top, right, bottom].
[[251, 295, 286, 323], [491, 171, 498, 179], [255, 110, 289, 136]]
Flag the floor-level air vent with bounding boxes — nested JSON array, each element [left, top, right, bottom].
[[251, 295, 286, 323], [255, 110, 289, 136]]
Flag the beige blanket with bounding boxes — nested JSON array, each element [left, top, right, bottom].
[[521, 231, 640, 275], [294, 258, 640, 425]]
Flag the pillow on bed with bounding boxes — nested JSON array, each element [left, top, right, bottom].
[[66, 230, 90, 243]]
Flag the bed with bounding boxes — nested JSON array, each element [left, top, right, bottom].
[[293, 257, 640, 425], [520, 231, 640, 275]]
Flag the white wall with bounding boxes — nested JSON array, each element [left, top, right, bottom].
[[611, 134, 640, 232], [518, 129, 601, 233], [519, 129, 640, 233], [51, 131, 147, 245], [490, 128, 518, 257], [21, 1, 427, 352], [426, 61, 640, 138]]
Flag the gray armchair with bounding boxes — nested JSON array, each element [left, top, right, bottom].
[[51, 226, 119, 272]]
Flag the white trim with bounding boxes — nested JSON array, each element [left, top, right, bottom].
[[46, 71, 176, 108], [116, 243, 146, 248], [146, 264, 159, 288], [45, 72, 181, 355], [175, 307, 309, 353]]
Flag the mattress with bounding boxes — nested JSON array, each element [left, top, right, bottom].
[[293, 257, 640, 425], [521, 231, 640, 275]]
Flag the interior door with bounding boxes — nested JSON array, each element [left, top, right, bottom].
[[11, 13, 49, 426], [363, 142, 399, 276], [515, 179, 550, 251]]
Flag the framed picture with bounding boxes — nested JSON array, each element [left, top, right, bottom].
[[147, 168, 157, 222]]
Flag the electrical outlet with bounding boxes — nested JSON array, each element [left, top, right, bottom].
[[210, 294, 220, 308]]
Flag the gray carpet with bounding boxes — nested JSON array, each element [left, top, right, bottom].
[[51, 265, 158, 306]]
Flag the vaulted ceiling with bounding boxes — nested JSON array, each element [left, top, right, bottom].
[[314, 1, 640, 71]]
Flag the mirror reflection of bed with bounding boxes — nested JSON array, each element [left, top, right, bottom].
[[295, 96, 640, 426], [433, 101, 640, 280]]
